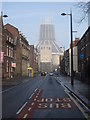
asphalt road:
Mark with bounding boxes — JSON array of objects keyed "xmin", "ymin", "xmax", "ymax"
[{"xmin": 2, "ymin": 74, "xmax": 87, "ymax": 119}]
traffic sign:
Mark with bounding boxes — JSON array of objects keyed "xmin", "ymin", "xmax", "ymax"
[{"xmin": 80, "ymin": 53, "xmax": 84, "ymax": 60}]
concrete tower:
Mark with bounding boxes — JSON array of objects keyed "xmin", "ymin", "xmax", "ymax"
[{"xmin": 37, "ymin": 18, "xmax": 63, "ymax": 72}]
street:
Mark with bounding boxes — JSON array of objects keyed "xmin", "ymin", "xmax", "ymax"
[{"xmin": 2, "ymin": 74, "xmax": 89, "ymax": 119}]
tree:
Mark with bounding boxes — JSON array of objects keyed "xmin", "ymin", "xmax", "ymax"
[{"xmin": 76, "ymin": 1, "xmax": 90, "ymax": 23}]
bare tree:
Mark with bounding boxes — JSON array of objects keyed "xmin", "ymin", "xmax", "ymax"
[{"xmin": 76, "ymin": 1, "xmax": 90, "ymax": 23}]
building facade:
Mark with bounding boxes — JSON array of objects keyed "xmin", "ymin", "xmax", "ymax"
[
  {"xmin": 77, "ymin": 27, "xmax": 90, "ymax": 82},
  {"xmin": 4, "ymin": 24, "xmax": 21, "ymax": 76},
  {"xmin": 29, "ymin": 45, "xmax": 38, "ymax": 74},
  {"xmin": 19, "ymin": 34, "xmax": 30, "ymax": 76},
  {"xmin": 4, "ymin": 23, "xmax": 30, "ymax": 77},
  {"xmin": 2, "ymin": 27, "xmax": 17, "ymax": 79},
  {"xmin": 60, "ymin": 38, "xmax": 79, "ymax": 76}
]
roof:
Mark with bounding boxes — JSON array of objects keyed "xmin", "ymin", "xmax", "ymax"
[
  {"xmin": 36, "ymin": 39, "xmax": 63, "ymax": 54},
  {"xmin": 4, "ymin": 23, "xmax": 18, "ymax": 31}
]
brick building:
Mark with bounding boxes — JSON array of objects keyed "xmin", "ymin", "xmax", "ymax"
[
  {"xmin": 4, "ymin": 23, "xmax": 30, "ymax": 77},
  {"xmin": 2, "ymin": 27, "xmax": 17, "ymax": 79},
  {"xmin": 77, "ymin": 27, "xmax": 90, "ymax": 82},
  {"xmin": 19, "ymin": 34, "xmax": 30, "ymax": 76},
  {"xmin": 60, "ymin": 38, "xmax": 79, "ymax": 76},
  {"xmin": 4, "ymin": 24, "xmax": 21, "ymax": 76},
  {"xmin": 29, "ymin": 45, "xmax": 38, "ymax": 74}
]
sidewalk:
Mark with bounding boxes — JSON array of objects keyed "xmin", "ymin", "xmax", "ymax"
[
  {"xmin": 2, "ymin": 76, "xmax": 30, "ymax": 86},
  {"xmin": 2, "ymin": 73, "xmax": 39, "ymax": 86},
  {"xmin": 57, "ymin": 74, "xmax": 90, "ymax": 109}
]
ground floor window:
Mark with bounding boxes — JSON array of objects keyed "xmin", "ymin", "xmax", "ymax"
[{"xmin": 6, "ymin": 60, "xmax": 9, "ymax": 72}]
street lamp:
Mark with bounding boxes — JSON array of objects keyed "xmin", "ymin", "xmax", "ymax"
[
  {"xmin": 61, "ymin": 10, "xmax": 74, "ymax": 86},
  {"xmin": 3, "ymin": 15, "xmax": 8, "ymax": 18}
]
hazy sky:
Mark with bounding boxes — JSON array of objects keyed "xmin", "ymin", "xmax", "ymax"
[{"xmin": 2, "ymin": 2, "xmax": 88, "ymax": 49}]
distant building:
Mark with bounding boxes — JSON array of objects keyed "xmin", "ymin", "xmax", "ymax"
[
  {"xmin": 60, "ymin": 38, "xmax": 79, "ymax": 76},
  {"xmin": 19, "ymin": 34, "xmax": 30, "ymax": 76},
  {"xmin": 69, "ymin": 38, "xmax": 79, "ymax": 76},
  {"xmin": 37, "ymin": 19, "xmax": 63, "ymax": 72},
  {"xmin": 29, "ymin": 45, "xmax": 38, "ymax": 74}
]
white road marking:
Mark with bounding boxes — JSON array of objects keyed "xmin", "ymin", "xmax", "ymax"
[
  {"xmin": 29, "ymin": 93, "xmax": 34, "ymax": 99},
  {"xmin": 50, "ymin": 103, "xmax": 53, "ymax": 108},
  {"xmin": 34, "ymin": 88, "xmax": 38, "ymax": 92},
  {"xmin": 41, "ymin": 98, "xmax": 44, "ymax": 102},
  {"xmin": 23, "ymin": 114, "xmax": 28, "ymax": 118},
  {"xmin": 16, "ymin": 102, "xmax": 27, "ymax": 115},
  {"xmin": 56, "ymin": 103, "xmax": 59, "ymax": 108},
  {"xmin": 34, "ymin": 98, "xmax": 37, "ymax": 101},
  {"xmin": 31, "ymin": 102, "xmax": 34, "ymax": 106},
  {"xmin": 1, "ymin": 79, "xmax": 30, "ymax": 94},
  {"xmin": 28, "ymin": 107, "xmax": 31, "ymax": 111},
  {"xmin": 22, "ymin": 79, "xmax": 29, "ymax": 83},
  {"xmin": 1, "ymin": 86, "xmax": 17, "ymax": 93}
]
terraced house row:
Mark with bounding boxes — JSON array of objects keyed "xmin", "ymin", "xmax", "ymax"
[
  {"xmin": 1, "ymin": 20, "xmax": 38, "ymax": 80},
  {"xmin": 60, "ymin": 26, "xmax": 90, "ymax": 83}
]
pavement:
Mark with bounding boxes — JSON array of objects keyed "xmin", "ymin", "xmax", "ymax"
[
  {"xmin": 56, "ymin": 74, "xmax": 90, "ymax": 110},
  {"xmin": 2, "ymin": 74, "xmax": 39, "ymax": 91},
  {"xmin": 2, "ymin": 74, "xmax": 39, "ymax": 86}
]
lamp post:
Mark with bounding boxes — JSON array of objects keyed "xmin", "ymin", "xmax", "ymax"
[
  {"xmin": 0, "ymin": 11, "xmax": 8, "ymax": 120},
  {"xmin": 61, "ymin": 10, "xmax": 74, "ymax": 86},
  {"xmin": 0, "ymin": 12, "xmax": 8, "ymax": 63}
]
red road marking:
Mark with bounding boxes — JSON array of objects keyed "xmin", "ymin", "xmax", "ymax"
[
  {"xmin": 17, "ymin": 89, "xmax": 77, "ymax": 119},
  {"xmin": 18, "ymin": 89, "xmax": 43, "ymax": 119}
]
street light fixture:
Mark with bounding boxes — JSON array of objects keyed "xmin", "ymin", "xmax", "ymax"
[
  {"xmin": 3, "ymin": 15, "xmax": 8, "ymax": 18},
  {"xmin": 61, "ymin": 10, "xmax": 74, "ymax": 86}
]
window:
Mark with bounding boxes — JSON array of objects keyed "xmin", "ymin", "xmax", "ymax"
[
  {"xmin": 7, "ymin": 36, "xmax": 9, "ymax": 41},
  {"xmin": 9, "ymin": 37, "xmax": 11, "ymax": 42},
  {"xmin": 9, "ymin": 47, "xmax": 11, "ymax": 57},
  {"xmin": 14, "ymin": 52, "xmax": 16, "ymax": 59},
  {"xmin": 6, "ymin": 60, "xmax": 9, "ymax": 72},
  {"xmin": 11, "ymin": 39, "xmax": 13, "ymax": 44},
  {"xmin": 7, "ymin": 45, "xmax": 9, "ymax": 56},
  {"xmin": 11, "ymin": 62, "xmax": 13, "ymax": 72},
  {"xmin": 11, "ymin": 48, "xmax": 13, "ymax": 57}
]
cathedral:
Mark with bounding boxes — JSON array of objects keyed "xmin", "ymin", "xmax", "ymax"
[{"xmin": 36, "ymin": 19, "xmax": 63, "ymax": 72}]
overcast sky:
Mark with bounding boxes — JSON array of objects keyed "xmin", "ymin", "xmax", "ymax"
[{"xmin": 2, "ymin": 2, "xmax": 88, "ymax": 49}]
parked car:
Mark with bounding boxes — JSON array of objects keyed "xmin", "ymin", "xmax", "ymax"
[
  {"xmin": 41, "ymin": 72, "xmax": 46, "ymax": 76},
  {"xmin": 49, "ymin": 72, "xmax": 53, "ymax": 76}
]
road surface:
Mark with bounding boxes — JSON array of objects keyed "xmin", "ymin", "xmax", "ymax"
[{"xmin": 2, "ymin": 74, "xmax": 88, "ymax": 119}]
